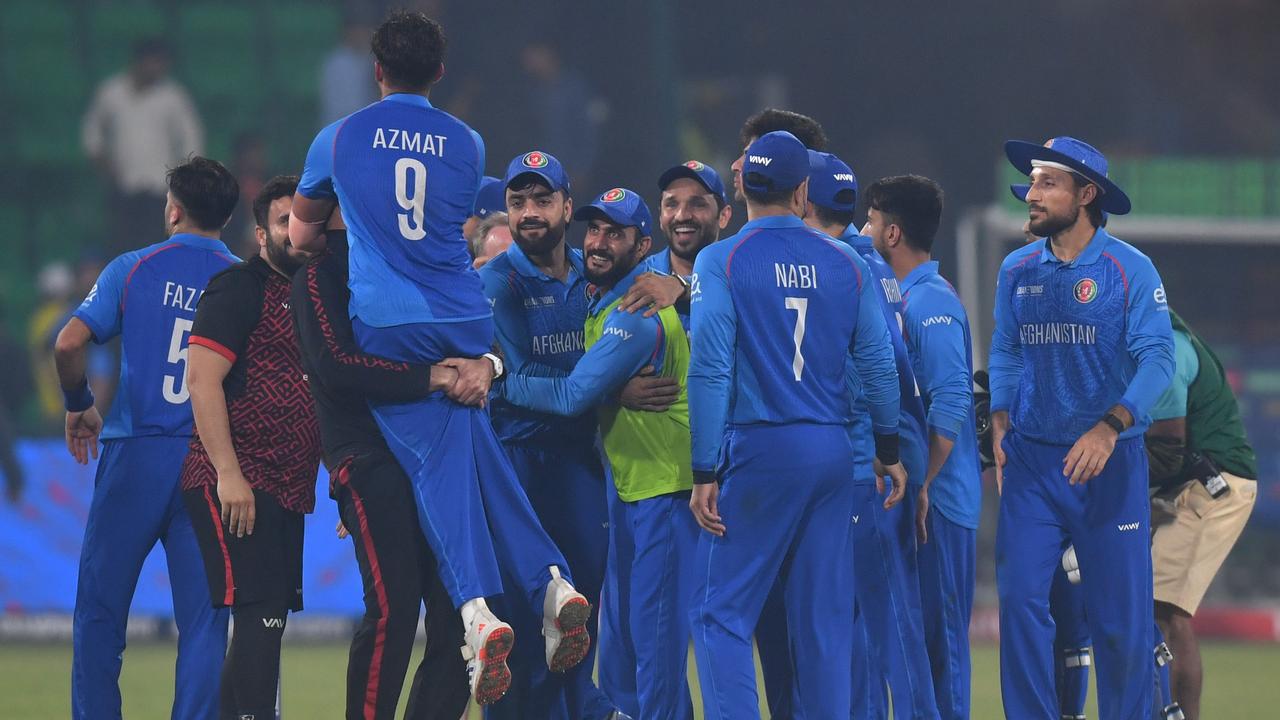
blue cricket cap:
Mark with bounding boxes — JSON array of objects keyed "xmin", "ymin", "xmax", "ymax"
[
  {"xmin": 807, "ymin": 150, "xmax": 858, "ymax": 212},
  {"xmin": 473, "ymin": 176, "xmax": 506, "ymax": 218},
  {"xmin": 657, "ymin": 160, "xmax": 728, "ymax": 205},
  {"xmin": 573, "ymin": 187, "xmax": 653, "ymax": 237},
  {"xmin": 1010, "ymin": 183, "xmax": 1030, "ymax": 202},
  {"xmin": 741, "ymin": 131, "xmax": 809, "ymax": 194},
  {"xmin": 1004, "ymin": 136, "xmax": 1130, "ymax": 215},
  {"xmin": 504, "ymin": 150, "xmax": 571, "ymax": 194}
]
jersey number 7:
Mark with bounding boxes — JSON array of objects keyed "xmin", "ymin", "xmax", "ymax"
[
  {"xmin": 785, "ymin": 296, "xmax": 808, "ymax": 381},
  {"xmin": 395, "ymin": 158, "xmax": 429, "ymax": 241}
]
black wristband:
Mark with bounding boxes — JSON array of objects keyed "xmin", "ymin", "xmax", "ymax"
[
  {"xmin": 693, "ymin": 469, "xmax": 718, "ymax": 485},
  {"xmin": 63, "ymin": 378, "xmax": 95, "ymax": 413},
  {"xmin": 873, "ymin": 432, "xmax": 900, "ymax": 466},
  {"xmin": 1100, "ymin": 412, "xmax": 1125, "ymax": 435}
]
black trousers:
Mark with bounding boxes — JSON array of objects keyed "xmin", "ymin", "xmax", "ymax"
[{"xmin": 334, "ymin": 452, "xmax": 470, "ymax": 720}]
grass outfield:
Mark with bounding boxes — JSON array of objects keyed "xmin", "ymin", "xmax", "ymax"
[{"xmin": 3, "ymin": 640, "xmax": 1276, "ymax": 717}]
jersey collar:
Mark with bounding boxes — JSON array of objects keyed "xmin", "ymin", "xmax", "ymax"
[
  {"xmin": 170, "ymin": 232, "xmax": 232, "ymax": 254},
  {"xmin": 738, "ymin": 214, "xmax": 807, "ymax": 233},
  {"xmin": 900, "ymin": 260, "xmax": 940, "ymax": 294},
  {"xmin": 506, "ymin": 241, "xmax": 584, "ymax": 284},
  {"xmin": 647, "ymin": 249, "xmax": 673, "ymax": 274},
  {"xmin": 1038, "ymin": 227, "xmax": 1113, "ymax": 267},
  {"xmin": 381, "ymin": 92, "xmax": 433, "ymax": 109},
  {"xmin": 589, "ymin": 261, "xmax": 648, "ymax": 316},
  {"xmin": 839, "ymin": 225, "xmax": 871, "ymax": 250}
]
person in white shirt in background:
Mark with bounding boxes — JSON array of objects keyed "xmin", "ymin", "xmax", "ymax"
[{"xmin": 82, "ymin": 38, "xmax": 204, "ymax": 257}]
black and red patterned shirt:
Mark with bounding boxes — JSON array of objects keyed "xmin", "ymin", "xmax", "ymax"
[{"xmin": 180, "ymin": 255, "xmax": 321, "ymax": 513}]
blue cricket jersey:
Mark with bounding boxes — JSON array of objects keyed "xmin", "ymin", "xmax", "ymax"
[
  {"xmin": 500, "ymin": 263, "xmax": 671, "ymax": 416},
  {"xmin": 688, "ymin": 215, "xmax": 899, "ymax": 474},
  {"xmin": 297, "ymin": 93, "xmax": 491, "ymax": 328},
  {"xmin": 642, "ymin": 249, "xmax": 691, "ymax": 330},
  {"xmin": 479, "ymin": 242, "xmax": 596, "ymax": 445},
  {"xmin": 900, "ymin": 260, "xmax": 982, "ymax": 530},
  {"xmin": 841, "ymin": 229, "xmax": 928, "ymax": 485},
  {"xmin": 989, "ymin": 228, "xmax": 1174, "ymax": 445},
  {"xmin": 72, "ymin": 233, "xmax": 238, "ymax": 440}
]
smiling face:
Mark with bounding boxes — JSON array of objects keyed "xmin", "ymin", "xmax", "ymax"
[
  {"xmin": 582, "ymin": 216, "xmax": 650, "ymax": 288},
  {"xmin": 660, "ymin": 177, "xmax": 729, "ymax": 263},
  {"xmin": 1024, "ymin": 166, "xmax": 1097, "ymax": 238},
  {"xmin": 506, "ymin": 179, "xmax": 571, "ymax": 257}
]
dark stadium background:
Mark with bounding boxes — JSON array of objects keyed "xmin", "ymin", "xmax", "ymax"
[{"xmin": 1, "ymin": 1, "xmax": 1278, "ymax": 715}]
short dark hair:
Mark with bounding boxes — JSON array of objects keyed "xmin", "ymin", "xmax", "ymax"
[
  {"xmin": 1067, "ymin": 173, "xmax": 1108, "ymax": 228},
  {"xmin": 814, "ymin": 204, "xmax": 856, "ymax": 229},
  {"xmin": 371, "ymin": 11, "xmax": 446, "ymax": 90},
  {"xmin": 743, "ymin": 185, "xmax": 795, "ymax": 208},
  {"xmin": 865, "ymin": 175, "xmax": 944, "ymax": 253},
  {"xmin": 739, "ymin": 109, "xmax": 828, "ymax": 150},
  {"xmin": 253, "ymin": 175, "xmax": 300, "ymax": 230},
  {"xmin": 166, "ymin": 157, "xmax": 239, "ymax": 231},
  {"xmin": 506, "ymin": 176, "xmax": 569, "ymax": 202},
  {"xmin": 132, "ymin": 37, "xmax": 170, "ymax": 62}
]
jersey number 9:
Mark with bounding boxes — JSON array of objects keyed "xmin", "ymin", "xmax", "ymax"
[{"xmin": 395, "ymin": 157, "xmax": 429, "ymax": 241}]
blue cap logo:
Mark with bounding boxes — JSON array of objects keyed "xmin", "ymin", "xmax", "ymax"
[
  {"xmin": 684, "ymin": 160, "xmax": 705, "ymax": 171},
  {"xmin": 522, "ymin": 151, "xmax": 549, "ymax": 169},
  {"xmin": 601, "ymin": 188, "xmax": 627, "ymax": 203}
]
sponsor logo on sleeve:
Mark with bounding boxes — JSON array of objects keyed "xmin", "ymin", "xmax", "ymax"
[{"xmin": 1153, "ymin": 285, "xmax": 1167, "ymax": 304}]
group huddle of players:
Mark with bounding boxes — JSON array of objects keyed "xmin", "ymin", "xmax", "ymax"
[{"xmin": 55, "ymin": 10, "xmax": 1193, "ymax": 720}]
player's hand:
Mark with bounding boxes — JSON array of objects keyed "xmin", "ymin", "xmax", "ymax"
[
  {"xmin": 618, "ymin": 273, "xmax": 685, "ymax": 318},
  {"xmin": 1063, "ymin": 422, "xmax": 1117, "ymax": 485},
  {"xmin": 335, "ymin": 520, "xmax": 349, "ymax": 540},
  {"xmin": 438, "ymin": 357, "xmax": 493, "ymax": 407},
  {"xmin": 874, "ymin": 459, "xmax": 908, "ymax": 509},
  {"xmin": 218, "ymin": 470, "xmax": 256, "ymax": 538},
  {"xmin": 991, "ymin": 410, "xmax": 1009, "ymax": 496},
  {"xmin": 915, "ymin": 486, "xmax": 933, "ymax": 544},
  {"xmin": 65, "ymin": 407, "xmax": 103, "ymax": 465},
  {"xmin": 619, "ymin": 366, "xmax": 679, "ymax": 412},
  {"xmin": 690, "ymin": 482, "xmax": 726, "ymax": 537}
]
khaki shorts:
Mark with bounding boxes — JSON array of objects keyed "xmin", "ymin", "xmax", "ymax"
[{"xmin": 1151, "ymin": 471, "xmax": 1256, "ymax": 615}]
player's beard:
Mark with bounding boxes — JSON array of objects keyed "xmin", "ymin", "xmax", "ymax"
[
  {"xmin": 1027, "ymin": 202, "xmax": 1082, "ymax": 238},
  {"xmin": 584, "ymin": 246, "xmax": 640, "ymax": 288},
  {"xmin": 665, "ymin": 220, "xmax": 717, "ymax": 263},
  {"xmin": 265, "ymin": 232, "xmax": 306, "ymax": 276},
  {"xmin": 514, "ymin": 219, "xmax": 566, "ymax": 258}
]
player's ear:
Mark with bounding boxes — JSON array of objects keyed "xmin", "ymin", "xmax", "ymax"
[
  {"xmin": 255, "ymin": 224, "xmax": 267, "ymax": 249},
  {"xmin": 373, "ymin": 61, "xmax": 384, "ymax": 85},
  {"xmin": 718, "ymin": 202, "xmax": 732, "ymax": 230},
  {"xmin": 791, "ymin": 179, "xmax": 810, "ymax": 217},
  {"xmin": 636, "ymin": 233, "xmax": 652, "ymax": 258},
  {"xmin": 561, "ymin": 194, "xmax": 573, "ymax": 223},
  {"xmin": 434, "ymin": 63, "xmax": 445, "ymax": 84}
]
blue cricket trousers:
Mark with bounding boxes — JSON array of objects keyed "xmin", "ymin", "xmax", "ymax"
[
  {"xmin": 73, "ymin": 436, "xmax": 229, "ymax": 720},
  {"xmin": 917, "ymin": 508, "xmax": 976, "ymax": 720},
  {"xmin": 997, "ymin": 431, "xmax": 1153, "ymax": 720}
]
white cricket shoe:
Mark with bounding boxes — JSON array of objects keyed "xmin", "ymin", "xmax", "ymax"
[
  {"xmin": 460, "ymin": 606, "xmax": 514, "ymax": 705},
  {"xmin": 543, "ymin": 566, "xmax": 592, "ymax": 672}
]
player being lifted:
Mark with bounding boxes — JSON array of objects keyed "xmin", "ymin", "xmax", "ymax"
[
  {"xmin": 687, "ymin": 130, "xmax": 907, "ymax": 719},
  {"xmin": 288, "ymin": 11, "xmax": 590, "ymax": 705}
]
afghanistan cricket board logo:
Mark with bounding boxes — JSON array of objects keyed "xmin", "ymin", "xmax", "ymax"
[
  {"xmin": 684, "ymin": 160, "xmax": 706, "ymax": 171},
  {"xmin": 602, "ymin": 188, "xmax": 627, "ymax": 203},
  {"xmin": 1073, "ymin": 277, "xmax": 1098, "ymax": 304},
  {"xmin": 522, "ymin": 151, "xmax": 549, "ymax": 168}
]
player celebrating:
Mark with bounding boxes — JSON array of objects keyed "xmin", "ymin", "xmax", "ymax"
[
  {"xmin": 54, "ymin": 157, "xmax": 238, "ymax": 720},
  {"xmin": 687, "ymin": 130, "xmax": 907, "ymax": 719},
  {"xmin": 498, "ymin": 187, "xmax": 695, "ymax": 720},
  {"xmin": 288, "ymin": 11, "xmax": 590, "ymax": 704},
  {"xmin": 991, "ymin": 136, "xmax": 1174, "ymax": 719},
  {"xmin": 804, "ymin": 153, "xmax": 938, "ymax": 719},
  {"xmin": 866, "ymin": 174, "xmax": 982, "ymax": 719},
  {"xmin": 179, "ymin": 175, "xmax": 319, "ymax": 720}
]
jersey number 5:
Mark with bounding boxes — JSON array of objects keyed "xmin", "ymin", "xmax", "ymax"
[
  {"xmin": 394, "ymin": 157, "xmax": 428, "ymax": 241},
  {"xmin": 785, "ymin": 297, "xmax": 808, "ymax": 381},
  {"xmin": 163, "ymin": 318, "xmax": 193, "ymax": 404}
]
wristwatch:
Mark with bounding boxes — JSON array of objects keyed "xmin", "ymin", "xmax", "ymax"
[
  {"xmin": 670, "ymin": 271, "xmax": 691, "ymax": 292},
  {"xmin": 1100, "ymin": 412, "xmax": 1125, "ymax": 435},
  {"xmin": 482, "ymin": 352, "xmax": 505, "ymax": 381}
]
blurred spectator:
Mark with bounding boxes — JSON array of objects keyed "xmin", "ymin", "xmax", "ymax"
[
  {"xmin": 319, "ymin": 16, "xmax": 379, "ymax": 126},
  {"xmin": 227, "ymin": 132, "xmax": 269, "ymax": 258},
  {"xmin": 468, "ymin": 212, "xmax": 513, "ymax": 270},
  {"xmin": 0, "ymin": 299, "xmax": 30, "ymax": 502},
  {"xmin": 82, "ymin": 39, "xmax": 204, "ymax": 257},
  {"xmin": 28, "ymin": 259, "xmax": 116, "ymax": 434},
  {"xmin": 520, "ymin": 43, "xmax": 600, "ymax": 190}
]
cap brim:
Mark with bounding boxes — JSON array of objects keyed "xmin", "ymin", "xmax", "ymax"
[
  {"xmin": 658, "ymin": 166, "xmax": 714, "ymax": 196},
  {"xmin": 1010, "ymin": 184, "xmax": 1030, "ymax": 202},
  {"xmin": 1004, "ymin": 140, "xmax": 1130, "ymax": 215},
  {"xmin": 573, "ymin": 203, "xmax": 649, "ymax": 235},
  {"xmin": 505, "ymin": 169, "xmax": 566, "ymax": 193}
]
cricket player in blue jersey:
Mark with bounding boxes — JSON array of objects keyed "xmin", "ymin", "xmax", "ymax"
[
  {"xmin": 498, "ymin": 187, "xmax": 696, "ymax": 720},
  {"xmin": 289, "ymin": 12, "xmax": 590, "ymax": 705},
  {"xmin": 991, "ymin": 136, "xmax": 1174, "ymax": 719},
  {"xmin": 801, "ymin": 153, "xmax": 938, "ymax": 720},
  {"xmin": 478, "ymin": 151, "xmax": 626, "ymax": 720},
  {"xmin": 54, "ymin": 157, "xmax": 238, "ymax": 720},
  {"xmin": 687, "ymin": 130, "xmax": 908, "ymax": 720},
  {"xmin": 866, "ymin": 174, "xmax": 982, "ymax": 719}
]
